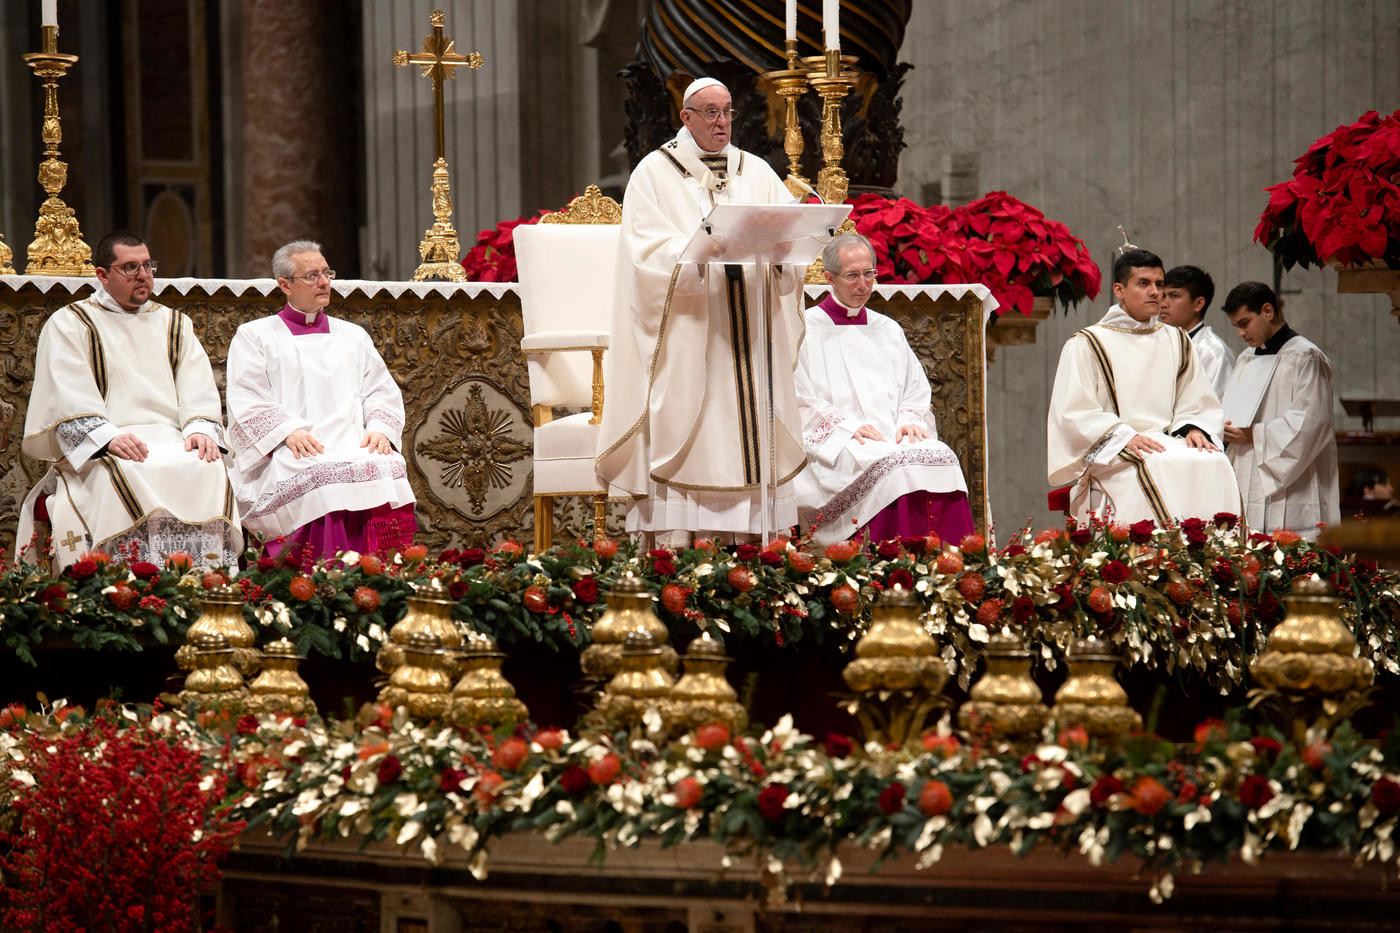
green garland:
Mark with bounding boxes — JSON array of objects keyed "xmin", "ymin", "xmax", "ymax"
[
  {"xmin": 5, "ymin": 703, "xmax": 1400, "ymax": 903},
  {"xmin": 3, "ymin": 518, "xmax": 1398, "ymax": 692}
]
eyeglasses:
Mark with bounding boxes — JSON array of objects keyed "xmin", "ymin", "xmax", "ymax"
[
  {"xmin": 685, "ymin": 107, "xmax": 736, "ymax": 123},
  {"xmin": 836, "ymin": 269, "xmax": 878, "ymax": 284},
  {"xmin": 286, "ymin": 270, "xmax": 336, "ymax": 285},
  {"xmin": 110, "ymin": 260, "xmax": 157, "ymax": 277}
]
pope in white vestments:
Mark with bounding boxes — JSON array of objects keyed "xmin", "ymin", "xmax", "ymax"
[
  {"xmin": 18, "ymin": 233, "xmax": 240, "ymax": 570},
  {"xmin": 595, "ymin": 78, "xmax": 805, "ymax": 541},
  {"xmin": 1047, "ymin": 250, "xmax": 1241, "ymax": 527},
  {"xmin": 225, "ymin": 241, "xmax": 415, "ymax": 559},
  {"xmin": 1221, "ymin": 282, "xmax": 1339, "ymax": 540},
  {"xmin": 794, "ymin": 234, "xmax": 975, "ymax": 546}
]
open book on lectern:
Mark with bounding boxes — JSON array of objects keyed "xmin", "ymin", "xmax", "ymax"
[{"xmin": 679, "ymin": 203, "xmax": 853, "ymax": 266}]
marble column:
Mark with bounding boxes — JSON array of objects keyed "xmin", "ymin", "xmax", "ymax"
[{"xmin": 239, "ymin": 0, "xmax": 360, "ymax": 278}]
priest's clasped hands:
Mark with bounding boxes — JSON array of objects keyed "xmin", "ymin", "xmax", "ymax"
[
  {"xmin": 1124, "ymin": 429, "xmax": 1220, "ymax": 456},
  {"xmin": 283, "ymin": 428, "xmax": 392, "ymax": 459},
  {"xmin": 107, "ymin": 432, "xmax": 220, "ymax": 463},
  {"xmin": 852, "ymin": 424, "xmax": 931, "ymax": 445}
]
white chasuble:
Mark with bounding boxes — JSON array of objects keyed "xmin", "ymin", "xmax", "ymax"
[
  {"xmin": 225, "ymin": 315, "xmax": 414, "ymax": 540},
  {"xmin": 595, "ymin": 129, "xmax": 806, "ymax": 535},
  {"xmin": 794, "ymin": 305, "xmax": 968, "ymax": 545},
  {"xmin": 1047, "ymin": 306, "xmax": 1241, "ymax": 527},
  {"xmin": 1222, "ymin": 335, "xmax": 1339, "ymax": 540},
  {"xmin": 1189, "ymin": 322, "xmax": 1236, "ymax": 403},
  {"xmin": 18, "ymin": 290, "xmax": 240, "ymax": 569}
]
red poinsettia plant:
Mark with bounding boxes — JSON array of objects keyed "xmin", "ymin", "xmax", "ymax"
[
  {"xmin": 459, "ymin": 210, "xmax": 549, "ymax": 281},
  {"xmin": 845, "ymin": 191, "xmax": 1100, "ymax": 317},
  {"xmin": 1255, "ymin": 108, "xmax": 1400, "ymax": 270}
]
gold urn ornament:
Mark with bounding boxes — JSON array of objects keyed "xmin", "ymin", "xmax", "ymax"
[
  {"xmin": 378, "ymin": 630, "xmax": 456, "ymax": 720},
  {"xmin": 667, "ymin": 631, "xmax": 747, "ymax": 737},
  {"xmin": 841, "ymin": 586, "xmax": 948, "ymax": 749},
  {"xmin": 581, "ymin": 574, "xmax": 675, "ymax": 681},
  {"xmin": 377, "ymin": 584, "xmax": 464, "ymax": 676},
  {"xmin": 1051, "ymin": 638, "xmax": 1142, "ymax": 745},
  {"xmin": 1249, "ymin": 575, "xmax": 1376, "ymax": 743},
  {"xmin": 958, "ymin": 632, "xmax": 1050, "ymax": 747},
  {"xmin": 448, "ymin": 629, "xmax": 529, "ymax": 729},
  {"xmin": 595, "ymin": 625, "xmax": 676, "ymax": 733},
  {"xmin": 246, "ymin": 638, "xmax": 316, "ymax": 717},
  {"xmin": 179, "ymin": 585, "xmax": 260, "ymax": 676},
  {"xmin": 175, "ymin": 632, "xmax": 249, "ymax": 710}
]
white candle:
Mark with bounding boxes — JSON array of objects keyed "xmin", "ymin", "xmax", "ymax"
[
  {"xmin": 41, "ymin": 0, "xmax": 58, "ymax": 27},
  {"xmin": 823, "ymin": 0, "xmax": 839, "ymax": 51},
  {"xmin": 785, "ymin": 0, "xmax": 796, "ymax": 41}
]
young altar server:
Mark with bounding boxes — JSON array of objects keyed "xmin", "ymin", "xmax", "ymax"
[
  {"xmin": 1047, "ymin": 247, "xmax": 1241, "ymax": 526},
  {"xmin": 224, "ymin": 240, "xmax": 415, "ymax": 558},
  {"xmin": 17, "ymin": 231, "xmax": 240, "ymax": 569},
  {"xmin": 1220, "ymin": 282, "xmax": 1339, "ymax": 540},
  {"xmin": 793, "ymin": 233, "xmax": 975, "ymax": 545},
  {"xmin": 1159, "ymin": 264, "xmax": 1234, "ymax": 401}
]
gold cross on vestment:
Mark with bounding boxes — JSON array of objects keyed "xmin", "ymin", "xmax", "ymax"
[
  {"xmin": 393, "ymin": 9, "xmax": 484, "ymax": 161},
  {"xmin": 59, "ymin": 529, "xmax": 82, "ymax": 552}
]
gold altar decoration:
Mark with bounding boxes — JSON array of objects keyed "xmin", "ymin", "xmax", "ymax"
[
  {"xmin": 393, "ymin": 9, "xmax": 484, "ymax": 282},
  {"xmin": 245, "ymin": 638, "xmax": 316, "ymax": 718},
  {"xmin": 178, "ymin": 586, "xmax": 259, "ymax": 677},
  {"xmin": 0, "ymin": 234, "xmax": 14, "ymax": 275},
  {"xmin": 539, "ymin": 185, "xmax": 622, "ymax": 226},
  {"xmin": 595, "ymin": 626, "xmax": 677, "ymax": 734},
  {"xmin": 378, "ymin": 629, "xmax": 456, "ymax": 720},
  {"xmin": 841, "ymin": 586, "xmax": 948, "ymax": 750},
  {"xmin": 958, "ymin": 632, "xmax": 1050, "ymax": 748},
  {"xmin": 762, "ymin": 40, "xmax": 812, "ymax": 201},
  {"xmin": 377, "ymin": 584, "xmax": 464, "ymax": 676},
  {"xmin": 1051, "ymin": 638, "xmax": 1141, "ymax": 745},
  {"xmin": 580, "ymin": 574, "xmax": 675, "ymax": 681},
  {"xmin": 447, "ymin": 629, "xmax": 529, "ymax": 729},
  {"xmin": 23, "ymin": 25, "xmax": 93, "ymax": 276},
  {"xmin": 175, "ymin": 632, "xmax": 249, "ymax": 710},
  {"xmin": 666, "ymin": 631, "xmax": 747, "ymax": 737},
  {"xmin": 1249, "ymin": 575, "xmax": 1376, "ymax": 744}
]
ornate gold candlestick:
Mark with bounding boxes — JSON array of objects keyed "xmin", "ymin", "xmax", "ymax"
[
  {"xmin": 667, "ymin": 631, "xmax": 747, "ymax": 737},
  {"xmin": 764, "ymin": 40, "xmax": 812, "ymax": 201},
  {"xmin": 801, "ymin": 50, "xmax": 860, "ymax": 284},
  {"xmin": 393, "ymin": 9, "xmax": 483, "ymax": 282},
  {"xmin": 1051, "ymin": 638, "xmax": 1141, "ymax": 746},
  {"xmin": 448, "ymin": 629, "xmax": 529, "ymax": 729},
  {"xmin": 958, "ymin": 632, "xmax": 1050, "ymax": 749},
  {"xmin": 23, "ymin": 25, "xmax": 93, "ymax": 276},
  {"xmin": 0, "ymin": 236, "xmax": 14, "ymax": 275},
  {"xmin": 246, "ymin": 638, "xmax": 317, "ymax": 718}
]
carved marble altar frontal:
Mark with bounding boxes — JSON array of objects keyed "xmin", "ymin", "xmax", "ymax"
[{"xmin": 0, "ymin": 277, "xmax": 990, "ymax": 551}]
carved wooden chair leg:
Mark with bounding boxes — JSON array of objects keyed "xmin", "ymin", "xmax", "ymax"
[
  {"xmin": 534, "ymin": 495, "xmax": 553, "ymax": 554},
  {"xmin": 592, "ymin": 493, "xmax": 607, "ymax": 541}
]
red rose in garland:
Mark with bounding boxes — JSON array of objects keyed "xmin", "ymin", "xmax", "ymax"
[
  {"xmin": 756, "ymin": 783, "xmax": 790, "ymax": 821},
  {"xmin": 878, "ymin": 782, "xmax": 906, "ymax": 815}
]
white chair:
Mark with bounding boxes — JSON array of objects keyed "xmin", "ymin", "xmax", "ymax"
[{"xmin": 515, "ymin": 186, "xmax": 622, "ymax": 553}]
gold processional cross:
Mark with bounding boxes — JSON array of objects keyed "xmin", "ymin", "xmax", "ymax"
[{"xmin": 393, "ymin": 10, "xmax": 484, "ymax": 282}]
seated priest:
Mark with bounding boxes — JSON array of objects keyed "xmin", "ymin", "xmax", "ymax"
[
  {"xmin": 17, "ymin": 230, "xmax": 241, "ymax": 570},
  {"xmin": 224, "ymin": 240, "xmax": 415, "ymax": 559},
  {"xmin": 1047, "ymin": 246, "xmax": 1242, "ymax": 527},
  {"xmin": 794, "ymin": 233, "xmax": 976, "ymax": 546}
]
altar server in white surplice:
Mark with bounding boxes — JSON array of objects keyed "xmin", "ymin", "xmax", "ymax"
[
  {"xmin": 794, "ymin": 233, "xmax": 975, "ymax": 547},
  {"xmin": 1047, "ymin": 249, "xmax": 1241, "ymax": 527},
  {"xmin": 1220, "ymin": 281, "xmax": 1339, "ymax": 540},
  {"xmin": 595, "ymin": 77, "xmax": 805, "ymax": 546},
  {"xmin": 1160, "ymin": 264, "xmax": 1234, "ymax": 401},
  {"xmin": 17, "ymin": 231, "xmax": 240, "ymax": 570},
  {"xmin": 225, "ymin": 240, "xmax": 415, "ymax": 560}
]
